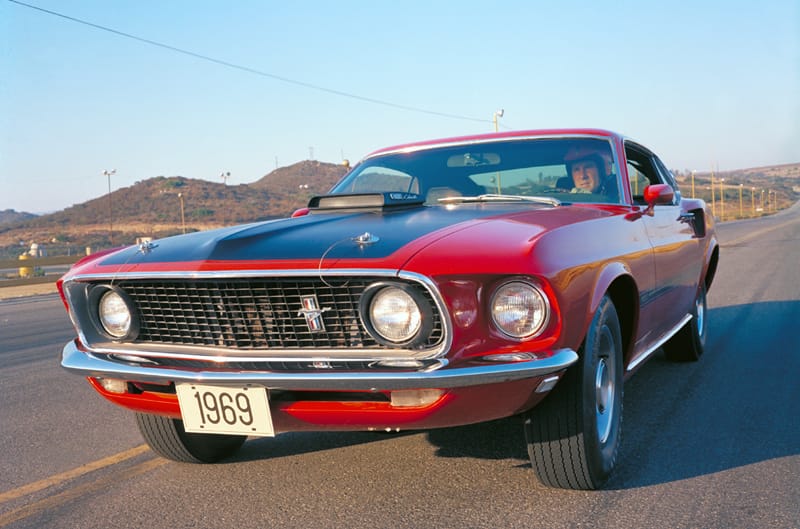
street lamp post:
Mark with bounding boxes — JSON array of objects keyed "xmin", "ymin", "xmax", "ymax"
[
  {"xmin": 719, "ymin": 178, "xmax": 725, "ymax": 221},
  {"xmin": 178, "ymin": 192, "xmax": 186, "ymax": 234},
  {"xmin": 492, "ymin": 109, "xmax": 504, "ymax": 132},
  {"xmin": 492, "ymin": 109, "xmax": 504, "ymax": 193},
  {"xmin": 738, "ymin": 184, "xmax": 743, "ymax": 218},
  {"xmin": 710, "ymin": 173, "xmax": 716, "ymax": 218},
  {"xmin": 102, "ymin": 169, "xmax": 116, "ymax": 245}
]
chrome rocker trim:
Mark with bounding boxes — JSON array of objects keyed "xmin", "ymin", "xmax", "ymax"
[{"xmin": 62, "ymin": 340, "xmax": 578, "ymax": 391}]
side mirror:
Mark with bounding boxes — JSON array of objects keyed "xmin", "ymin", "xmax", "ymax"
[
  {"xmin": 625, "ymin": 184, "xmax": 674, "ymax": 221},
  {"xmin": 644, "ymin": 184, "xmax": 674, "ymax": 206},
  {"xmin": 291, "ymin": 207, "xmax": 310, "ymax": 218}
]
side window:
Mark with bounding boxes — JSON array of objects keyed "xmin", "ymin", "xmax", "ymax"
[
  {"xmin": 654, "ymin": 157, "xmax": 681, "ymax": 202},
  {"xmin": 625, "ymin": 144, "xmax": 668, "ymax": 205}
]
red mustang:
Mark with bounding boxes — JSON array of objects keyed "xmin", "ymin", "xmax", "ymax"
[{"xmin": 59, "ymin": 129, "xmax": 718, "ymax": 489}]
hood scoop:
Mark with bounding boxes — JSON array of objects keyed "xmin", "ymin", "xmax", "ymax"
[{"xmin": 308, "ymin": 192, "xmax": 425, "ymax": 212}]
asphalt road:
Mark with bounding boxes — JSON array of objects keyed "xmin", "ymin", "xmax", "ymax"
[{"xmin": 1, "ymin": 206, "xmax": 799, "ymax": 529}]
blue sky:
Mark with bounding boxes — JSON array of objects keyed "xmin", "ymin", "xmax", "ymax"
[{"xmin": 2, "ymin": 0, "xmax": 798, "ymax": 213}]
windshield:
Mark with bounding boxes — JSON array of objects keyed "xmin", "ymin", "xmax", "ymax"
[{"xmin": 331, "ymin": 137, "xmax": 623, "ymax": 205}]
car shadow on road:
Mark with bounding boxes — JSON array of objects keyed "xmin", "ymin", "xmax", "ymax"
[
  {"xmin": 425, "ymin": 302, "xmax": 800, "ymax": 489},
  {"xmin": 429, "ymin": 301, "xmax": 800, "ymax": 489},
  {"xmin": 605, "ymin": 300, "xmax": 800, "ymax": 489},
  {"xmin": 226, "ymin": 301, "xmax": 798, "ymax": 490},
  {"xmin": 230, "ymin": 429, "xmax": 416, "ymax": 463}
]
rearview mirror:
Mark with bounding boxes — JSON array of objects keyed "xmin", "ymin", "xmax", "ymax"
[{"xmin": 447, "ymin": 152, "xmax": 501, "ymax": 168}]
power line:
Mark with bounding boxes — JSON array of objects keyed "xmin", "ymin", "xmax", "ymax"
[{"xmin": 9, "ymin": 0, "xmax": 491, "ymax": 124}]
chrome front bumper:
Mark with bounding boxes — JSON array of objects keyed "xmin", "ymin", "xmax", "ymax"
[{"xmin": 61, "ymin": 340, "xmax": 578, "ymax": 391}]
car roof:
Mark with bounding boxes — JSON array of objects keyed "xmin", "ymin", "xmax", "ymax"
[{"xmin": 364, "ymin": 128, "xmax": 624, "ymax": 159}]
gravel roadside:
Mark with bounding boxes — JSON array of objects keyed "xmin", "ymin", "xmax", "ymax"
[{"xmin": 0, "ymin": 283, "xmax": 60, "ymax": 301}]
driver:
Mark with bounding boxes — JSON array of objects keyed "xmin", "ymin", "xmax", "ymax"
[
  {"xmin": 570, "ymin": 157, "xmax": 603, "ymax": 193},
  {"xmin": 563, "ymin": 148, "xmax": 617, "ymax": 198}
]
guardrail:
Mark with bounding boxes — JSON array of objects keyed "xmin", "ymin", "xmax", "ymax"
[{"xmin": 0, "ymin": 255, "xmax": 82, "ymax": 269}]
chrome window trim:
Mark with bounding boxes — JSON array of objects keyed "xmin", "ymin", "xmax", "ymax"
[
  {"xmin": 63, "ymin": 268, "xmax": 453, "ymax": 362},
  {"xmin": 361, "ymin": 133, "xmax": 616, "ymax": 159}
]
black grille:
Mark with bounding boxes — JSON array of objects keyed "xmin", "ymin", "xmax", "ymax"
[{"xmin": 113, "ymin": 278, "xmax": 444, "ymax": 350}]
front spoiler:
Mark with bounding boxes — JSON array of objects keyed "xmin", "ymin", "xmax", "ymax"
[{"xmin": 61, "ymin": 340, "xmax": 578, "ymax": 391}]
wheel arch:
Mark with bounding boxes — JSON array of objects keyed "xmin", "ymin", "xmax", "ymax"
[
  {"xmin": 704, "ymin": 242, "xmax": 719, "ymax": 293},
  {"xmin": 588, "ymin": 263, "xmax": 639, "ymax": 369}
]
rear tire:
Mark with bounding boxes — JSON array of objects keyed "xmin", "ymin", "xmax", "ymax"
[
  {"xmin": 523, "ymin": 295, "xmax": 623, "ymax": 490},
  {"xmin": 135, "ymin": 413, "xmax": 247, "ymax": 463},
  {"xmin": 663, "ymin": 284, "xmax": 707, "ymax": 362}
]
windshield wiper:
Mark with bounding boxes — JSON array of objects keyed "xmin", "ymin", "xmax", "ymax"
[{"xmin": 438, "ymin": 194, "xmax": 561, "ymax": 207}]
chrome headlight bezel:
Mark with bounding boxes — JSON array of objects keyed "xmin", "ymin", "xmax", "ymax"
[
  {"xmin": 490, "ymin": 280, "xmax": 550, "ymax": 340},
  {"xmin": 360, "ymin": 282, "xmax": 433, "ymax": 347},
  {"xmin": 87, "ymin": 285, "xmax": 140, "ymax": 341}
]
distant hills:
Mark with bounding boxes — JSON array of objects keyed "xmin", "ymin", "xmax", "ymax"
[
  {"xmin": 0, "ymin": 159, "xmax": 797, "ymax": 259},
  {"xmin": 0, "ymin": 209, "xmax": 37, "ymax": 226},
  {"xmin": 0, "ymin": 160, "xmax": 348, "ymax": 258}
]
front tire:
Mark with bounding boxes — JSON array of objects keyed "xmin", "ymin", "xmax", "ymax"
[
  {"xmin": 663, "ymin": 284, "xmax": 707, "ymax": 362},
  {"xmin": 524, "ymin": 295, "xmax": 623, "ymax": 490},
  {"xmin": 135, "ymin": 413, "xmax": 247, "ymax": 463}
]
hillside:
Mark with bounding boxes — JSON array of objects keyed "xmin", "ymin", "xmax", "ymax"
[
  {"xmin": 0, "ymin": 160, "xmax": 348, "ymax": 258},
  {"xmin": 250, "ymin": 159, "xmax": 347, "ymax": 193},
  {"xmin": 673, "ymin": 162, "xmax": 800, "ymax": 217},
  {"xmin": 0, "ymin": 209, "xmax": 37, "ymax": 226}
]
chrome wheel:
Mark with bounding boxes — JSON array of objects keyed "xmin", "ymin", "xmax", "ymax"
[
  {"xmin": 595, "ymin": 356, "xmax": 615, "ymax": 445},
  {"xmin": 664, "ymin": 284, "xmax": 707, "ymax": 362},
  {"xmin": 695, "ymin": 287, "xmax": 706, "ymax": 340}
]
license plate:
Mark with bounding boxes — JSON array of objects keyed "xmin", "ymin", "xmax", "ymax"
[{"xmin": 176, "ymin": 383, "xmax": 275, "ymax": 437}]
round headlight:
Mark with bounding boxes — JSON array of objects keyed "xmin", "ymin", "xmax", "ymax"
[
  {"xmin": 98, "ymin": 289, "xmax": 133, "ymax": 339},
  {"xmin": 369, "ymin": 287, "xmax": 423, "ymax": 344},
  {"xmin": 491, "ymin": 281, "xmax": 549, "ymax": 339}
]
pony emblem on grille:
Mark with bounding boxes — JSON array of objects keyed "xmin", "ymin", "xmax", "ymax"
[{"xmin": 297, "ymin": 295, "xmax": 331, "ymax": 332}]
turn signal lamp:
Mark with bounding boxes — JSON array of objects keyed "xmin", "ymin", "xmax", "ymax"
[{"xmin": 390, "ymin": 389, "xmax": 444, "ymax": 407}]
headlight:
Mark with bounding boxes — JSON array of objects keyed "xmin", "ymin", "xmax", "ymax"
[
  {"xmin": 370, "ymin": 287, "xmax": 421, "ymax": 342},
  {"xmin": 89, "ymin": 286, "xmax": 139, "ymax": 341},
  {"xmin": 99, "ymin": 290, "xmax": 131, "ymax": 338},
  {"xmin": 361, "ymin": 283, "xmax": 433, "ymax": 346},
  {"xmin": 490, "ymin": 281, "xmax": 549, "ymax": 339}
]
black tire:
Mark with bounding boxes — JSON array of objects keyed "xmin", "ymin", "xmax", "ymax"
[
  {"xmin": 523, "ymin": 295, "xmax": 623, "ymax": 490},
  {"xmin": 663, "ymin": 284, "xmax": 707, "ymax": 362},
  {"xmin": 135, "ymin": 413, "xmax": 247, "ymax": 463}
]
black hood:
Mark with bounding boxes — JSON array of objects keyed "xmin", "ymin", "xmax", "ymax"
[{"xmin": 99, "ymin": 204, "xmax": 515, "ymax": 265}]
